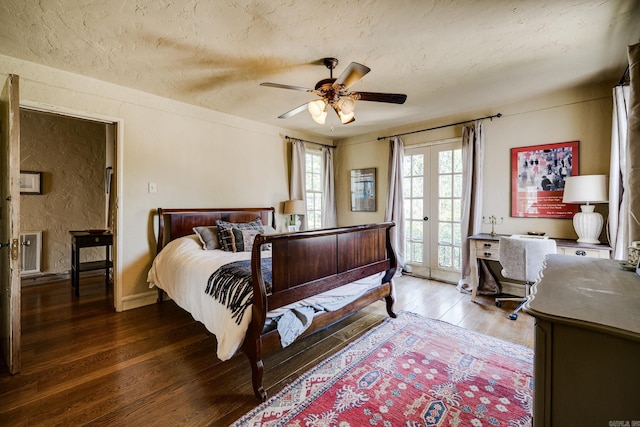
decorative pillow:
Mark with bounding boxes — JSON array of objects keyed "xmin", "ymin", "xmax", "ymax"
[
  {"xmin": 262, "ymin": 224, "xmax": 277, "ymax": 235},
  {"xmin": 216, "ymin": 218, "xmax": 264, "ymax": 231},
  {"xmin": 216, "ymin": 227, "xmax": 263, "ymax": 252},
  {"xmin": 216, "ymin": 228, "xmax": 242, "ymax": 252},
  {"xmin": 193, "ymin": 226, "xmax": 220, "ymax": 250},
  {"xmin": 216, "ymin": 218, "xmax": 264, "ymax": 252},
  {"xmin": 241, "ymin": 229, "xmax": 263, "ymax": 252}
]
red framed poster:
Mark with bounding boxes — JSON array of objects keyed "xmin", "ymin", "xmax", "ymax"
[{"xmin": 511, "ymin": 141, "xmax": 579, "ymax": 218}]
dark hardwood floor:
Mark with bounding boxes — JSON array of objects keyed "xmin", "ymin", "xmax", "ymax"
[{"xmin": 0, "ymin": 274, "xmax": 534, "ymax": 426}]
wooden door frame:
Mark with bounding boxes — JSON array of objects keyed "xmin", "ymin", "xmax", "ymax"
[{"xmin": 20, "ymin": 100, "xmax": 123, "ymax": 311}]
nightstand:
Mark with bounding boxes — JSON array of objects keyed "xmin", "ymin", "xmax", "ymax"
[{"xmin": 70, "ymin": 230, "xmax": 113, "ymax": 297}]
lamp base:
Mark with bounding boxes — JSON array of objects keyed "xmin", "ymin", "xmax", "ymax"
[{"xmin": 573, "ymin": 204, "xmax": 603, "ymax": 244}]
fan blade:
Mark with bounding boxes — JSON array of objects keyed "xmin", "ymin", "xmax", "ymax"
[
  {"xmin": 278, "ymin": 103, "xmax": 309, "ymax": 119},
  {"xmin": 334, "ymin": 62, "xmax": 371, "ymax": 89},
  {"xmin": 353, "ymin": 91, "xmax": 407, "ymax": 104},
  {"xmin": 260, "ymin": 82, "xmax": 313, "ymax": 92}
]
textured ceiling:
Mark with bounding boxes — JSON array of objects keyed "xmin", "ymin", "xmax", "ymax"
[{"xmin": 1, "ymin": 0, "xmax": 639, "ymax": 140}]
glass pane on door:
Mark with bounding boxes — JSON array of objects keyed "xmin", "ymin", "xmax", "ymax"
[
  {"xmin": 403, "ymin": 154, "xmax": 425, "ymax": 265},
  {"xmin": 435, "ymin": 147, "xmax": 462, "ymax": 271},
  {"xmin": 403, "ymin": 140, "xmax": 462, "ymax": 281}
]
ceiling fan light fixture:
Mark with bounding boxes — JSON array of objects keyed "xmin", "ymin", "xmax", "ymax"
[
  {"xmin": 312, "ymin": 110, "xmax": 327, "ymax": 124},
  {"xmin": 261, "ymin": 58, "xmax": 407, "ymax": 125},
  {"xmin": 339, "ymin": 110, "xmax": 355, "ymax": 124},
  {"xmin": 308, "ymin": 99, "xmax": 327, "ymax": 124},
  {"xmin": 337, "ymin": 97, "xmax": 355, "ymax": 115}
]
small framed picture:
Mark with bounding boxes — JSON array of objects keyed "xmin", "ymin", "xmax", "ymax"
[
  {"xmin": 350, "ymin": 168, "xmax": 376, "ymax": 212},
  {"xmin": 20, "ymin": 171, "xmax": 43, "ymax": 195}
]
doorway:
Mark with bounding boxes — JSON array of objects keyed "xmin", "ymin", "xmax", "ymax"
[
  {"xmin": 19, "ymin": 107, "xmax": 117, "ymax": 306},
  {"xmin": 404, "ymin": 139, "xmax": 462, "ymax": 283}
]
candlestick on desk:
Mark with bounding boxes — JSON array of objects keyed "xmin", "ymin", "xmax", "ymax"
[{"xmin": 482, "ymin": 215, "xmax": 503, "ymax": 236}]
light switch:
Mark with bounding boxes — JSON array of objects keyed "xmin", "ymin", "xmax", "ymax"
[{"xmin": 148, "ymin": 182, "xmax": 157, "ymax": 193}]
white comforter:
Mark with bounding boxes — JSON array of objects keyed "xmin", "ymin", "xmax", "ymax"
[{"xmin": 147, "ymin": 235, "xmax": 384, "ymax": 361}]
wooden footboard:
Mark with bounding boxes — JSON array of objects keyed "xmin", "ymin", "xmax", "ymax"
[{"xmin": 245, "ymin": 222, "xmax": 397, "ymax": 401}]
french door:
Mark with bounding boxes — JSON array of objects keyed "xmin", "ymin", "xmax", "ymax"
[{"xmin": 404, "ymin": 140, "xmax": 462, "ymax": 282}]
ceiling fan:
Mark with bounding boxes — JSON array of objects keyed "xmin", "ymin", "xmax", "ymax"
[{"xmin": 260, "ymin": 57, "xmax": 407, "ymax": 125}]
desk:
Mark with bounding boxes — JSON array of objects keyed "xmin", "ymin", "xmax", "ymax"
[
  {"xmin": 523, "ymin": 255, "xmax": 640, "ymax": 425},
  {"xmin": 468, "ymin": 233, "xmax": 611, "ymax": 302},
  {"xmin": 70, "ymin": 231, "xmax": 113, "ymax": 297}
]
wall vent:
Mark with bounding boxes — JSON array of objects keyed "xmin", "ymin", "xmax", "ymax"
[{"xmin": 20, "ymin": 231, "xmax": 42, "ymax": 276}]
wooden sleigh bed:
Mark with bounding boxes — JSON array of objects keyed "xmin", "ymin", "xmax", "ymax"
[{"xmin": 149, "ymin": 207, "xmax": 397, "ymax": 401}]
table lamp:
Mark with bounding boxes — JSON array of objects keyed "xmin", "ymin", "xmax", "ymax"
[
  {"xmin": 283, "ymin": 200, "xmax": 305, "ymax": 231},
  {"xmin": 562, "ymin": 175, "xmax": 608, "ymax": 244}
]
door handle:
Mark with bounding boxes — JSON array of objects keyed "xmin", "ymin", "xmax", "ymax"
[
  {"xmin": 423, "ymin": 216, "xmax": 429, "ymax": 221},
  {"xmin": 11, "ymin": 239, "xmax": 18, "ymax": 260},
  {"xmin": 1, "ymin": 240, "xmax": 20, "ymax": 260}
]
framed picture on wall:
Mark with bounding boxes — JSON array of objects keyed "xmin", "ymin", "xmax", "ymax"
[
  {"xmin": 19, "ymin": 171, "xmax": 43, "ymax": 195},
  {"xmin": 350, "ymin": 168, "xmax": 376, "ymax": 212},
  {"xmin": 511, "ymin": 141, "xmax": 579, "ymax": 218}
]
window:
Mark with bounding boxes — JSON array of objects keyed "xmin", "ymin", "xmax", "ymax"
[
  {"xmin": 305, "ymin": 150, "xmax": 323, "ymax": 229},
  {"xmin": 403, "ymin": 153, "xmax": 424, "ymax": 264},
  {"xmin": 437, "ymin": 148, "xmax": 463, "ymax": 270}
]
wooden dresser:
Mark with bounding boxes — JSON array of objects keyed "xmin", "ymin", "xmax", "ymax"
[
  {"xmin": 468, "ymin": 233, "xmax": 611, "ymax": 301},
  {"xmin": 524, "ymin": 255, "xmax": 640, "ymax": 425}
]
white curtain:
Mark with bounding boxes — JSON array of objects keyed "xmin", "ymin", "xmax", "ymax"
[
  {"xmin": 384, "ymin": 136, "xmax": 406, "ymax": 269},
  {"xmin": 321, "ymin": 147, "xmax": 337, "ymax": 228},
  {"xmin": 457, "ymin": 121, "xmax": 497, "ymax": 293},
  {"xmin": 627, "ymin": 42, "xmax": 640, "ymax": 242},
  {"xmin": 290, "ymin": 139, "xmax": 308, "ymax": 230},
  {"xmin": 608, "ymin": 84, "xmax": 631, "ymax": 260}
]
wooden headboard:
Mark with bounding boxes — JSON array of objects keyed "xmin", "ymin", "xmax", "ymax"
[{"xmin": 156, "ymin": 207, "xmax": 276, "ymax": 253}]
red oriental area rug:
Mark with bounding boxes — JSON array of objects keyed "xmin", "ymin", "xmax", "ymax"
[{"xmin": 232, "ymin": 311, "xmax": 533, "ymax": 427}]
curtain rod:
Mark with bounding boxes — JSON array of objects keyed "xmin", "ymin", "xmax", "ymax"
[
  {"xmin": 377, "ymin": 113, "xmax": 503, "ymax": 141},
  {"xmin": 617, "ymin": 65, "xmax": 630, "ymax": 86},
  {"xmin": 285, "ymin": 135, "xmax": 335, "ymax": 149}
]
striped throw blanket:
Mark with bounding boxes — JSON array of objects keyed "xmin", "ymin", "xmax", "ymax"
[{"xmin": 205, "ymin": 258, "xmax": 273, "ymax": 325}]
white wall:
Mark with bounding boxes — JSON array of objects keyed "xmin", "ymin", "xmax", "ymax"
[
  {"xmin": 0, "ymin": 54, "xmax": 332, "ymax": 311},
  {"xmin": 337, "ymin": 83, "xmax": 613, "ymax": 240}
]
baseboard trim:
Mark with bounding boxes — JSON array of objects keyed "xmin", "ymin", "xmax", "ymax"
[
  {"xmin": 121, "ymin": 290, "xmax": 158, "ymax": 311},
  {"xmin": 21, "ymin": 270, "xmax": 105, "ymax": 287}
]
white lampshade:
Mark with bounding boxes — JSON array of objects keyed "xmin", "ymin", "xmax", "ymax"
[
  {"xmin": 562, "ymin": 175, "xmax": 608, "ymax": 244},
  {"xmin": 562, "ymin": 175, "xmax": 608, "ymax": 204}
]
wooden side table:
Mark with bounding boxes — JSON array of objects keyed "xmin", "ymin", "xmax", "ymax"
[{"xmin": 70, "ymin": 230, "xmax": 113, "ymax": 297}]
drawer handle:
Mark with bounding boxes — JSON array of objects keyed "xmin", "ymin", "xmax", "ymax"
[
  {"xmin": 484, "ymin": 252, "xmax": 493, "ymax": 257},
  {"xmin": 483, "ymin": 243, "xmax": 492, "ymax": 248},
  {"xmin": 575, "ymin": 250, "xmax": 587, "ymax": 256}
]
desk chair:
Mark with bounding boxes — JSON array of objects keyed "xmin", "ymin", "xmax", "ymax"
[{"xmin": 497, "ymin": 236, "xmax": 557, "ymax": 320}]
